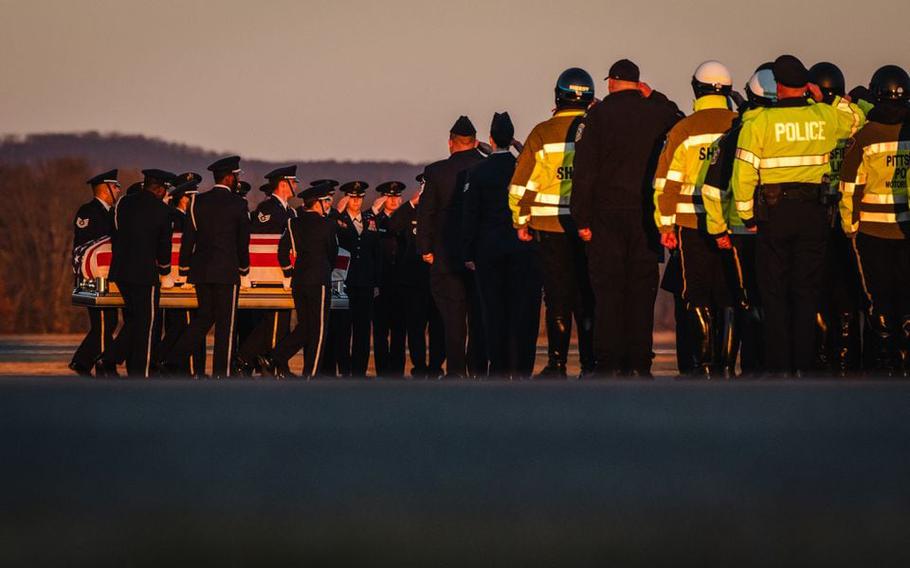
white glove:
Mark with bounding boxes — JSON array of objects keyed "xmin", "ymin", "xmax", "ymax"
[
  {"xmin": 240, "ymin": 275, "xmax": 252, "ymax": 289},
  {"xmin": 160, "ymin": 274, "xmax": 175, "ymax": 289},
  {"xmin": 282, "ymin": 277, "xmax": 291, "ymax": 291}
]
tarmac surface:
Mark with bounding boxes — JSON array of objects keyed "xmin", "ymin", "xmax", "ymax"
[{"xmin": 2, "ymin": 371, "xmax": 909, "ymax": 566}]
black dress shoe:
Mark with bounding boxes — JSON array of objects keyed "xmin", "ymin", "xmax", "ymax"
[
  {"xmin": 69, "ymin": 360, "xmax": 93, "ymax": 377},
  {"xmin": 256, "ymin": 355, "xmax": 285, "ymax": 379},
  {"xmin": 92, "ymin": 357, "xmax": 119, "ymax": 378},
  {"xmin": 534, "ymin": 364, "xmax": 567, "ymax": 380},
  {"xmin": 233, "ymin": 356, "xmax": 254, "ymax": 377}
]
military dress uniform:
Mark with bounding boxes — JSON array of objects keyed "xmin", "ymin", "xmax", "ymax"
[
  {"xmin": 164, "ymin": 156, "xmax": 251, "ymax": 378},
  {"xmin": 157, "ymin": 173, "xmax": 207, "ymax": 377},
  {"xmin": 236, "ymin": 167, "xmax": 299, "ymax": 374},
  {"xmin": 101, "ymin": 170, "xmax": 175, "ymax": 378},
  {"xmin": 571, "ymin": 62, "xmax": 683, "ymax": 376},
  {"xmin": 417, "ymin": 116, "xmax": 487, "ymax": 378},
  {"xmin": 465, "ymin": 127, "xmax": 542, "ymax": 378},
  {"xmin": 388, "ymin": 181, "xmax": 445, "ymax": 377},
  {"xmin": 372, "ymin": 181, "xmax": 408, "ymax": 377},
  {"xmin": 731, "ymin": 55, "xmax": 865, "ymax": 374},
  {"xmin": 260, "ymin": 183, "xmax": 338, "ymax": 378},
  {"xmin": 335, "ymin": 181, "xmax": 380, "ymax": 377},
  {"xmin": 838, "ymin": 100, "xmax": 910, "ymax": 374},
  {"xmin": 70, "ymin": 170, "xmax": 120, "ymax": 376},
  {"xmin": 653, "ymin": 94, "xmax": 738, "ymax": 376}
]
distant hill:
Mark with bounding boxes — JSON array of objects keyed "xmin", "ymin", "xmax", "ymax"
[{"xmin": 0, "ymin": 132, "xmax": 424, "ymax": 203}]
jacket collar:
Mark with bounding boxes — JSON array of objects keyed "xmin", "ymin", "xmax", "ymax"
[
  {"xmin": 777, "ymin": 97, "xmax": 811, "ymax": 108},
  {"xmin": 693, "ymin": 95, "xmax": 729, "ymax": 112}
]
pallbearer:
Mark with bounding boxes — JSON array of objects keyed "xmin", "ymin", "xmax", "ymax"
[{"xmin": 71, "ymin": 169, "xmax": 121, "ymax": 376}]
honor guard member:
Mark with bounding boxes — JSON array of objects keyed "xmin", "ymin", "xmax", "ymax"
[
  {"xmin": 70, "ymin": 169, "xmax": 121, "ymax": 376},
  {"xmin": 388, "ymin": 174, "xmax": 446, "ymax": 378},
  {"xmin": 259, "ymin": 182, "xmax": 338, "ymax": 378},
  {"xmin": 97, "ymin": 169, "xmax": 176, "ymax": 378},
  {"xmin": 372, "ymin": 181, "xmax": 407, "ymax": 377},
  {"xmin": 702, "ymin": 64, "xmax": 779, "ymax": 376},
  {"xmin": 465, "ymin": 112, "xmax": 542, "ymax": 378},
  {"xmin": 732, "ymin": 55, "xmax": 866, "ymax": 376},
  {"xmin": 162, "ymin": 156, "xmax": 251, "ymax": 378},
  {"xmin": 157, "ymin": 172, "xmax": 207, "ymax": 377},
  {"xmin": 839, "ymin": 65, "xmax": 910, "ymax": 375},
  {"xmin": 509, "ymin": 68, "xmax": 595, "ymax": 378},
  {"xmin": 808, "ymin": 62, "xmax": 870, "ymax": 374},
  {"xmin": 235, "ymin": 166, "xmax": 300, "ymax": 376},
  {"xmin": 417, "ymin": 116, "xmax": 488, "ymax": 378},
  {"xmin": 333, "ymin": 181, "xmax": 379, "ymax": 377},
  {"xmin": 572, "ymin": 59, "xmax": 683, "ymax": 377},
  {"xmin": 653, "ymin": 61, "xmax": 738, "ymax": 377},
  {"xmin": 231, "ymin": 178, "xmax": 256, "ymax": 362}
]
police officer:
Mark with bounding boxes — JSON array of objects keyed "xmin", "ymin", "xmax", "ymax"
[
  {"xmin": 372, "ymin": 181, "xmax": 407, "ymax": 377},
  {"xmin": 235, "ymin": 165, "xmax": 299, "ymax": 376},
  {"xmin": 839, "ymin": 65, "xmax": 910, "ymax": 376},
  {"xmin": 259, "ymin": 182, "xmax": 338, "ymax": 378},
  {"xmin": 465, "ymin": 112, "xmax": 542, "ymax": 378},
  {"xmin": 653, "ymin": 61, "xmax": 738, "ymax": 377},
  {"xmin": 572, "ymin": 59, "xmax": 683, "ymax": 377},
  {"xmin": 70, "ymin": 169, "xmax": 121, "ymax": 376},
  {"xmin": 97, "ymin": 169, "xmax": 176, "ymax": 378},
  {"xmin": 156, "ymin": 172, "xmax": 207, "ymax": 378},
  {"xmin": 162, "ymin": 156, "xmax": 252, "ymax": 378},
  {"xmin": 418, "ymin": 116, "xmax": 488, "ymax": 378},
  {"xmin": 808, "ymin": 62, "xmax": 869, "ymax": 374},
  {"xmin": 333, "ymin": 181, "xmax": 379, "ymax": 377},
  {"xmin": 732, "ymin": 55, "xmax": 866, "ymax": 376},
  {"xmin": 509, "ymin": 68, "xmax": 596, "ymax": 379},
  {"xmin": 388, "ymin": 174, "xmax": 446, "ymax": 378},
  {"xmin": 702, "ymin": 63, "xmax": 780, "ymax": 376}
]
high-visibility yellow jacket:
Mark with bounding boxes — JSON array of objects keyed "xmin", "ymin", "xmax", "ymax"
[
  {"xmin": 825, "ymin": 99, "xmax": 876, "ymax": 199},
  {"xmin": 509, "ymin": 109, "xmax": 585, "ymax": 233},
  {"xmin": 653, "ymin": 95, "xmax": 737, "ymax": 232},
  {"xmin": 732, "ymin": 96, "xmax": 866, "ymax": 226},
  {"xmin": 701, "ymin": 107, "xmax": 766, "ymax": 236},
  {"xmin": 838, "ymin": 105, "xmax": 910, "ymax": 239}
]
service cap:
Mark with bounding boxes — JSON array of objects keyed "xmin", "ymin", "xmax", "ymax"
[
  {"xmin": 607, "ymin": 59, "xmax": 640, "ymax": 82},
  {"xmin": 376, "ymin": 181, "xmax": 406, "ymax": 196},
  {"xmin": 340, "ymin": 181, "xmax": 369, "ymax": 196},
  {"xmin": 207, "ymin": 155, "xmax": 242, "ymax": 174},
  {"xmin": 86, "ymin": 169, "xmax": 119, "ymax": 186}
]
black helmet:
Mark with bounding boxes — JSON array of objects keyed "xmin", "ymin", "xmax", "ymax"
[
  {"xmin": 555, "ymin": 68, "xmax": 595, "ymax": 108},
  {"xmin": 808, "ymin": 62, "xmax": 845, "ymax": 103},
  {"xmin": 870, "ymin": 65, "xmax": 910, "ymax": 102}
]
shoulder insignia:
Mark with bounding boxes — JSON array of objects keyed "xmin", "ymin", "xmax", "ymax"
[
  {"xmin": 575, "ymin": 123, "xmax": 585, "ymax": 143},
  {"xmin": 463, "ymin": 182, "xmax": 470, "ymax": 193},
  {"xmin": 257, "ymin": 212, "xmax": 271, "ymax": 223},
  {"xmin": 76, "ymin": 217, "xmax": 90, "ymax": 229}
]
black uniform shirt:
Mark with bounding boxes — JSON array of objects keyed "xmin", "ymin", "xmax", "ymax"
[
  {"xmin": 374, "ymin": 208, "xmax": 399, "ymax": 286},
  {"xmin": 279, "ymin": 211, "xmax": 338, "ymax": 288},
  {"xmin": 388, "ymin": 201, "xmax": 428, "ymax": 287},
  {"xmin": 462, "ymin": 151, "xmax": 522, "ymax": 262},
  {"xmin": 336, "ymin": 209, "xmax": 380, "ymax": 288},
  {"xmin": 73, "ymin": 198, "xmax": 114, "ymax": 251},
  {"xmin": 108, "ymin": 190, "xmax": 173, "ymax": 285},
  {"xmin": 178, "ymin": 185, "xmax": 251, "ymax": 285}
]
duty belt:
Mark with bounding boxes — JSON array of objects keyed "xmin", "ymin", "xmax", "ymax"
[{"xmin": 758, "ymin": 182, "xmax": 825, "ymax": 205}]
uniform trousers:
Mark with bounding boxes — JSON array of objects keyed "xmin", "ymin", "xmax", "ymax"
[
  {"xmin": 403, "ymin": 284, "xmax": 445, "ymax": 377},
  {"xmin": 166, "ymin": 283, "xmax": 238, "ymax": 377},
  {"xmin": 374, "ymin": 284, "xmax": 407, "ymax": 377},
  {"xmin": 430, "ymin": 268, "xmax": 486, "ymax": 377},
  {"xmin": 71, "ymin": 308, "xmax": 118, "ymax": 370},
  {"xmin": 272, "ymin": 284, "xmax": 330, "ymax": 377},
  {"xmin": 111, "ymin": 282, "xmax": 160, "ymax": 378}
]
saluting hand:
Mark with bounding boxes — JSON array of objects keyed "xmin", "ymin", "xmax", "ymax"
[
  {"xmin": 464, "ymin": 261, "xmax": 476, "ymax": 271},
  {"xmin": 577, "ymin": 228, "xmax": 592, "ymax": 242}
]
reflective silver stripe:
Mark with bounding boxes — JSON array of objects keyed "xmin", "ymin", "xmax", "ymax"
[
  {"xmin": 509, "ymin": 184, "xmax": 527, "ymax": 198},
  {"xmin": 679, "ymin": 183, "xmax": 696, "ymax": 196},
  {"xmin": 659, "ymin": 215, "xmax": 676, "ymax": 226},
  {"xmin": 226, "ymin": 284, "xmax": 238, "ymax": 377},
  {"xmin": 530, "ymin": 205, "xmax": 570, "ymax": 216},
  {"xmin": 526, "ymin": 180, "xmax": 540, "ymax": 192},
  {"xmin": 537, "ymin": 142, "xmax": 575, "ymax": 158},
  {"xmin": 862, "ymin": 141, "xmax": 910, "ymax": 156},
  {"xmin": 189, "ymin": 194, "xmax": 197, "ymax": 231},
  {"xmin": 666, "ymin": 170, "xmax": 685, "ymax": 183},
  {"xmin": 859, "ymin": 211, "xmax": 910, "ymax": 223},
  {"xmin": 676, "ymin": 203, "xmax": 705, "ymax": 214},
  {"xmin": 861, "ymin": 193, "xmax": 908, "ymax": 205},
  {"xmin": 758, "ymin": 154, "xmax": 829, "ymax": 168},
  {"xmin": 516, "ymin": 215, "xmax": 531, "ymax": 225},
  {"xmin": 701, "ymin": 184, "xmax": 723, "ymax": 200},
  {"xmin": 310, "ymin": 285, "xmax": 326, "ymax": 378},
  {"xmin": 654, "ymin": 178, "xmax": 667, "ymax": 190},
  {"xmin": 840, "ymin": 182, "xmax": 856, "ymax": 196},
  {"xmin": 533, "ymin": 192, "xmax": 571, "ymax": 205},
  {"xmin": 736, "ymin": 148, "xmax": 760, "ymax": 168},
  {"xmin": 682, "ymin": 133, "xmax": 724, "ymax": 149},
  {"xmin": 145, "ymin": 287, "xmax": 155, "ymax": 378},
  {"xmin": 735, "ymin": 200, "xmax": 753, "ymax": 212}
]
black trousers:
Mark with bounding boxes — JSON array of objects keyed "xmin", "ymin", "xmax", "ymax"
[
  {"xmin": 474, "ymin": 247, "xmax": 542, "ymax": 378},
  {"xmin": 587, "ymin": 214, "xmax": 659, "ymax": 373},
  {"xmin": 430, "ymin": 268, "xmax": 486, "ymax": 377},
  {"xmin": 238, "ymin": 309, "xmax": 291, "ymax": 365},
  {"xmin": 160, "ymin": 309, "xmax": 207, "ymax": 377},
  {"xmin": 344, "ymin": 285, "xmax": 374, "ymax": 376},
  {"xmin": 756, "ymin": 200, "xmax": 828, "ymax": 373},
  {"xmin": 853, "ymin": 233, "xmax": 910, "ymax": 325},
  {"xmin": 320, "ymin": 309, "xmax": 349, "ymax": 377},
  {"xmin": 272, "ymin": 284, "xmax": 330, "ymax": 377},
  {"xmin": 109, "ymin": 282, "xmax": 160, "ymax": 378},
  {"xmin": 537, "ymin": 230, "xmax": 595, "ymax": 370},
  {"xmin": 731, "ymin": 235, "xmax": 763, "ymax": 373},
  {"xmin": 678, "ymin": 227, "xmax": 733, "ymax": 309},
  {"xmin": 403, "ymin": 284, "xmax": 445, "ymax": 376},
  {"xmin": 71, "ymin": 308, "xmax": 118, "ymax": 370},
  {"xmin": 661, "ymin": 250, "xmax": 693, "ymax": 374},
  {"xmin": 167, "ymin": 283, "xmax": 238, "ymax": 377},
  {"xmin": 374, "ymin": 284, "xmax": 407, "ymax": 376}
]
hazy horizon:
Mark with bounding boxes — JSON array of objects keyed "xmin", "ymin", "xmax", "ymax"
[{"xmin": 2, "ymin": 0, "xmax": 908, "ymax": 163}]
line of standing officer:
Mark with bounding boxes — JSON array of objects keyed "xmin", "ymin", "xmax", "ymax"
[
  {"xmin": 70, "ymin": 169, "xmax": 121, "ymax": 376},
  {"xmin": 372, "ymin": 181, "xmax": 407, "ymax": 377}
]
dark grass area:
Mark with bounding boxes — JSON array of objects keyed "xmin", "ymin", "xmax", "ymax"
[{"xmin": 1, "ymin": 378, "xmax": 909, "ymax": 566}]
